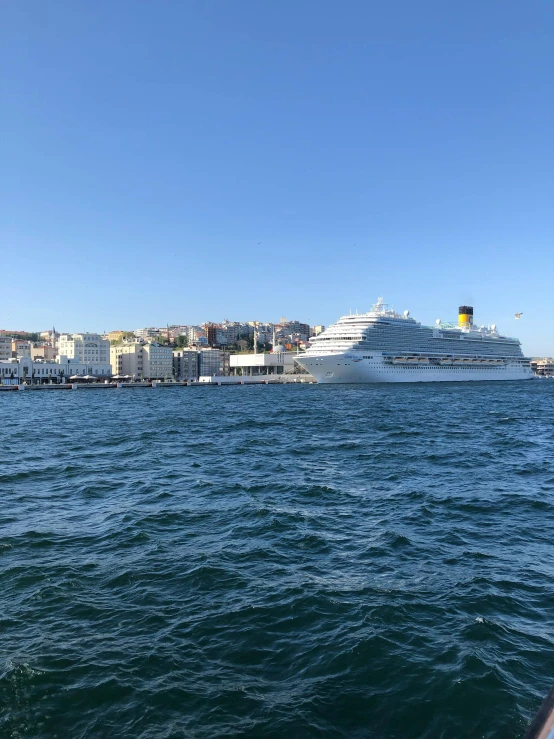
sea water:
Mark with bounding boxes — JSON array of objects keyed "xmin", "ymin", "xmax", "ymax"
[{"xmin": 1, "ymin": 381, "xmax": 554, "ymax": 737}]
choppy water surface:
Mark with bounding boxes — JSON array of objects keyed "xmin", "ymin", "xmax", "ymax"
[{"xmin": 1, "ymin": 382, "xmax": 554, "ymax": 738}]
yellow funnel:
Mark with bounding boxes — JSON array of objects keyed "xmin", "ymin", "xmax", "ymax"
[{"xmin": 458, "ymin": 305, "xmax": 473, "ymax": 327}]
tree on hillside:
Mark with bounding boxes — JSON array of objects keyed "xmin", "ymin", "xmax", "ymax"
[
  {"xmin": 7, "ymin": 332, "xmax": 40, "ymax": 342},
  {"xmin": 110, "ymin": 331, "xmax": 137, "ymax": 346}
]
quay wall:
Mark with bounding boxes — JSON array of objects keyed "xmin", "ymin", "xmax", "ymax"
[{"xmin": 0, "ymin": 376, "xmax": 315, "ymax": 392}]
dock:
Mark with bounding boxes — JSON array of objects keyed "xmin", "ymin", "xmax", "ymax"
[{"xmin": 0, "ymin": 374, "xmax": 315, "ymax": 392}]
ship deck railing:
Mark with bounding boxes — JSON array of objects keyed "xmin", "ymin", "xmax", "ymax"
[{"xmin": 382, "ymin": 353, "xmax": 511, "ymax": 360}]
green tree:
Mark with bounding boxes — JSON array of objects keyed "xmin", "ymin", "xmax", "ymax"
[{"xmin": 110, "ymin": 331, "xmax": 137, "ymax": 346}]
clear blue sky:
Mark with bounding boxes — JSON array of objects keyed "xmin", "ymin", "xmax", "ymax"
[{"xmin": 2, "ymin": 0, "xmax": 553, "ymax": 354}]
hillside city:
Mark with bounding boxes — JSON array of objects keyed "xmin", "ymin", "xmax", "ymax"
[
  {"xmin": 0, "ymin": 319, "xmax": 327, "ymax": 384},
  {"xmin": 1, "ymin": 318, "xmax": 553, "ymax": 385}
]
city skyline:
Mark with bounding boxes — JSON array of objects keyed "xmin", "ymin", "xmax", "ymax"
[
  {"xmin": 2, "ymin": 1, "xmax": 553, "ymax": 354},
  {"xmin": 0, "ymin": 302, "xmax": 549, "ymax": 358}
]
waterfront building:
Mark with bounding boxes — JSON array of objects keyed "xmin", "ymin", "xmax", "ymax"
[
  {"xmin": 27, "ymin": 360, "xmax": 64, "ymax": 383},
  {"xmin": 310, "ymin": 325, "xmax": 325, "ymax": 337},
  {"xmin": 173, "ymin": 349, "xmax": 199, "ymax": 381},
  {"xmin": 199, "ymin": 349, "xmax": 230, "ymax": 377},
  {"xmin": 111, "ymin": 343, "xmax": 173, "ymax": 380},
  {"xmin": 56, "ymin": 355, "xmax": 112, "ymax": 379},
  {"xmin": 143, "ymin": 343, "xmax": 174, "ymax": 379},
  {"xmin": 229, "ymin": 350, "xmax": 309, "ymax": 377},
  {"xmin": 111, "ymin": 343, "xmax": 143, "ymax": 378},
  {"xmin": 58, "ymin": 333, "xmax": 110, "ymax": 367},
  {"xmin": 0, "ymin": 356, "xmax": 111, "ymax": 384},
  {"xmin": 0, "ymin": 360, "xmax": 22, "ymax": 384}
]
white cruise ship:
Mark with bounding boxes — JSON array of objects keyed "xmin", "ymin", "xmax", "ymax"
[{"xmin": 297, "ymin": 299, "xmax": 533, "ymax": 384}]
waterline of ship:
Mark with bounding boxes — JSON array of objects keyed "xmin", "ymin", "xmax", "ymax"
[{"xmin": 297, "ymin": 299, "xmax": 533, "ymax": 384}]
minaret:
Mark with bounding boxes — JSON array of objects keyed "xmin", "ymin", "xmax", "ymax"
[{"xmin": 272, "ymin": 326, "xmax": 276, "ymax": 353}]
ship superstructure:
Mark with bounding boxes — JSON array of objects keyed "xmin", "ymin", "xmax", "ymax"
[{"xmin": 297, "ymin": 299, "xmax": 533, "ymax": 383}]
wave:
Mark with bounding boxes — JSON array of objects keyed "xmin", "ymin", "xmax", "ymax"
[{"xmin": 1, "ymin": 381, "xmax": 553, "ymax": 738}]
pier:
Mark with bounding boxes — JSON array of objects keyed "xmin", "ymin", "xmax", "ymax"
[{"xmin": 0, "ymin": 374, "xmax": 315, "ymax": 392}]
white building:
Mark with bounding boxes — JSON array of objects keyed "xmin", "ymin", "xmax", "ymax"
[
  {"xmin": 531, "ymin": 358, "xmax": 554, "ymax": 376},
  {"xmin": 111, "ymin": 344, "xmax": 143, "ymax": 378},
  {"xmin": 187, "ymin": 326, "xmax": 205, "ymax": 343},
  {"xmin": 0, "ymin": 359, "xmax": 24, "ymax": 384},
  {"xmin": 310, "ymin": 325, "xmax": 325, "ymax": 337},
  {"xmin": 0, "ymin": 337, "xmax": 11, "ymax": 361},
  {"xmin": 57, "ymin": 355, "xmax": 112, "ymax": 379},
  {"xmin": 0, "ymin": 356, "xmax": 111, "ymax": 384},
  {"xmin": 134, "ymin": 327, "xmax": 161, "ymax": 340},
  {"xmin": 111, "ymin": 343, "xmax": 173, "ymax": 379},
  {"xmin": 229, "ymin": 350, "xmax": 306, "ymax": 377},
  {"xmin": 58, "ymin": 333, "xmax": 110, "ymax": 367}
]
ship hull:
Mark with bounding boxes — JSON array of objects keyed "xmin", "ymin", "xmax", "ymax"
[{"xmin": 297, "ymin": 354, "xmax": 534, "ymax": 384}]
